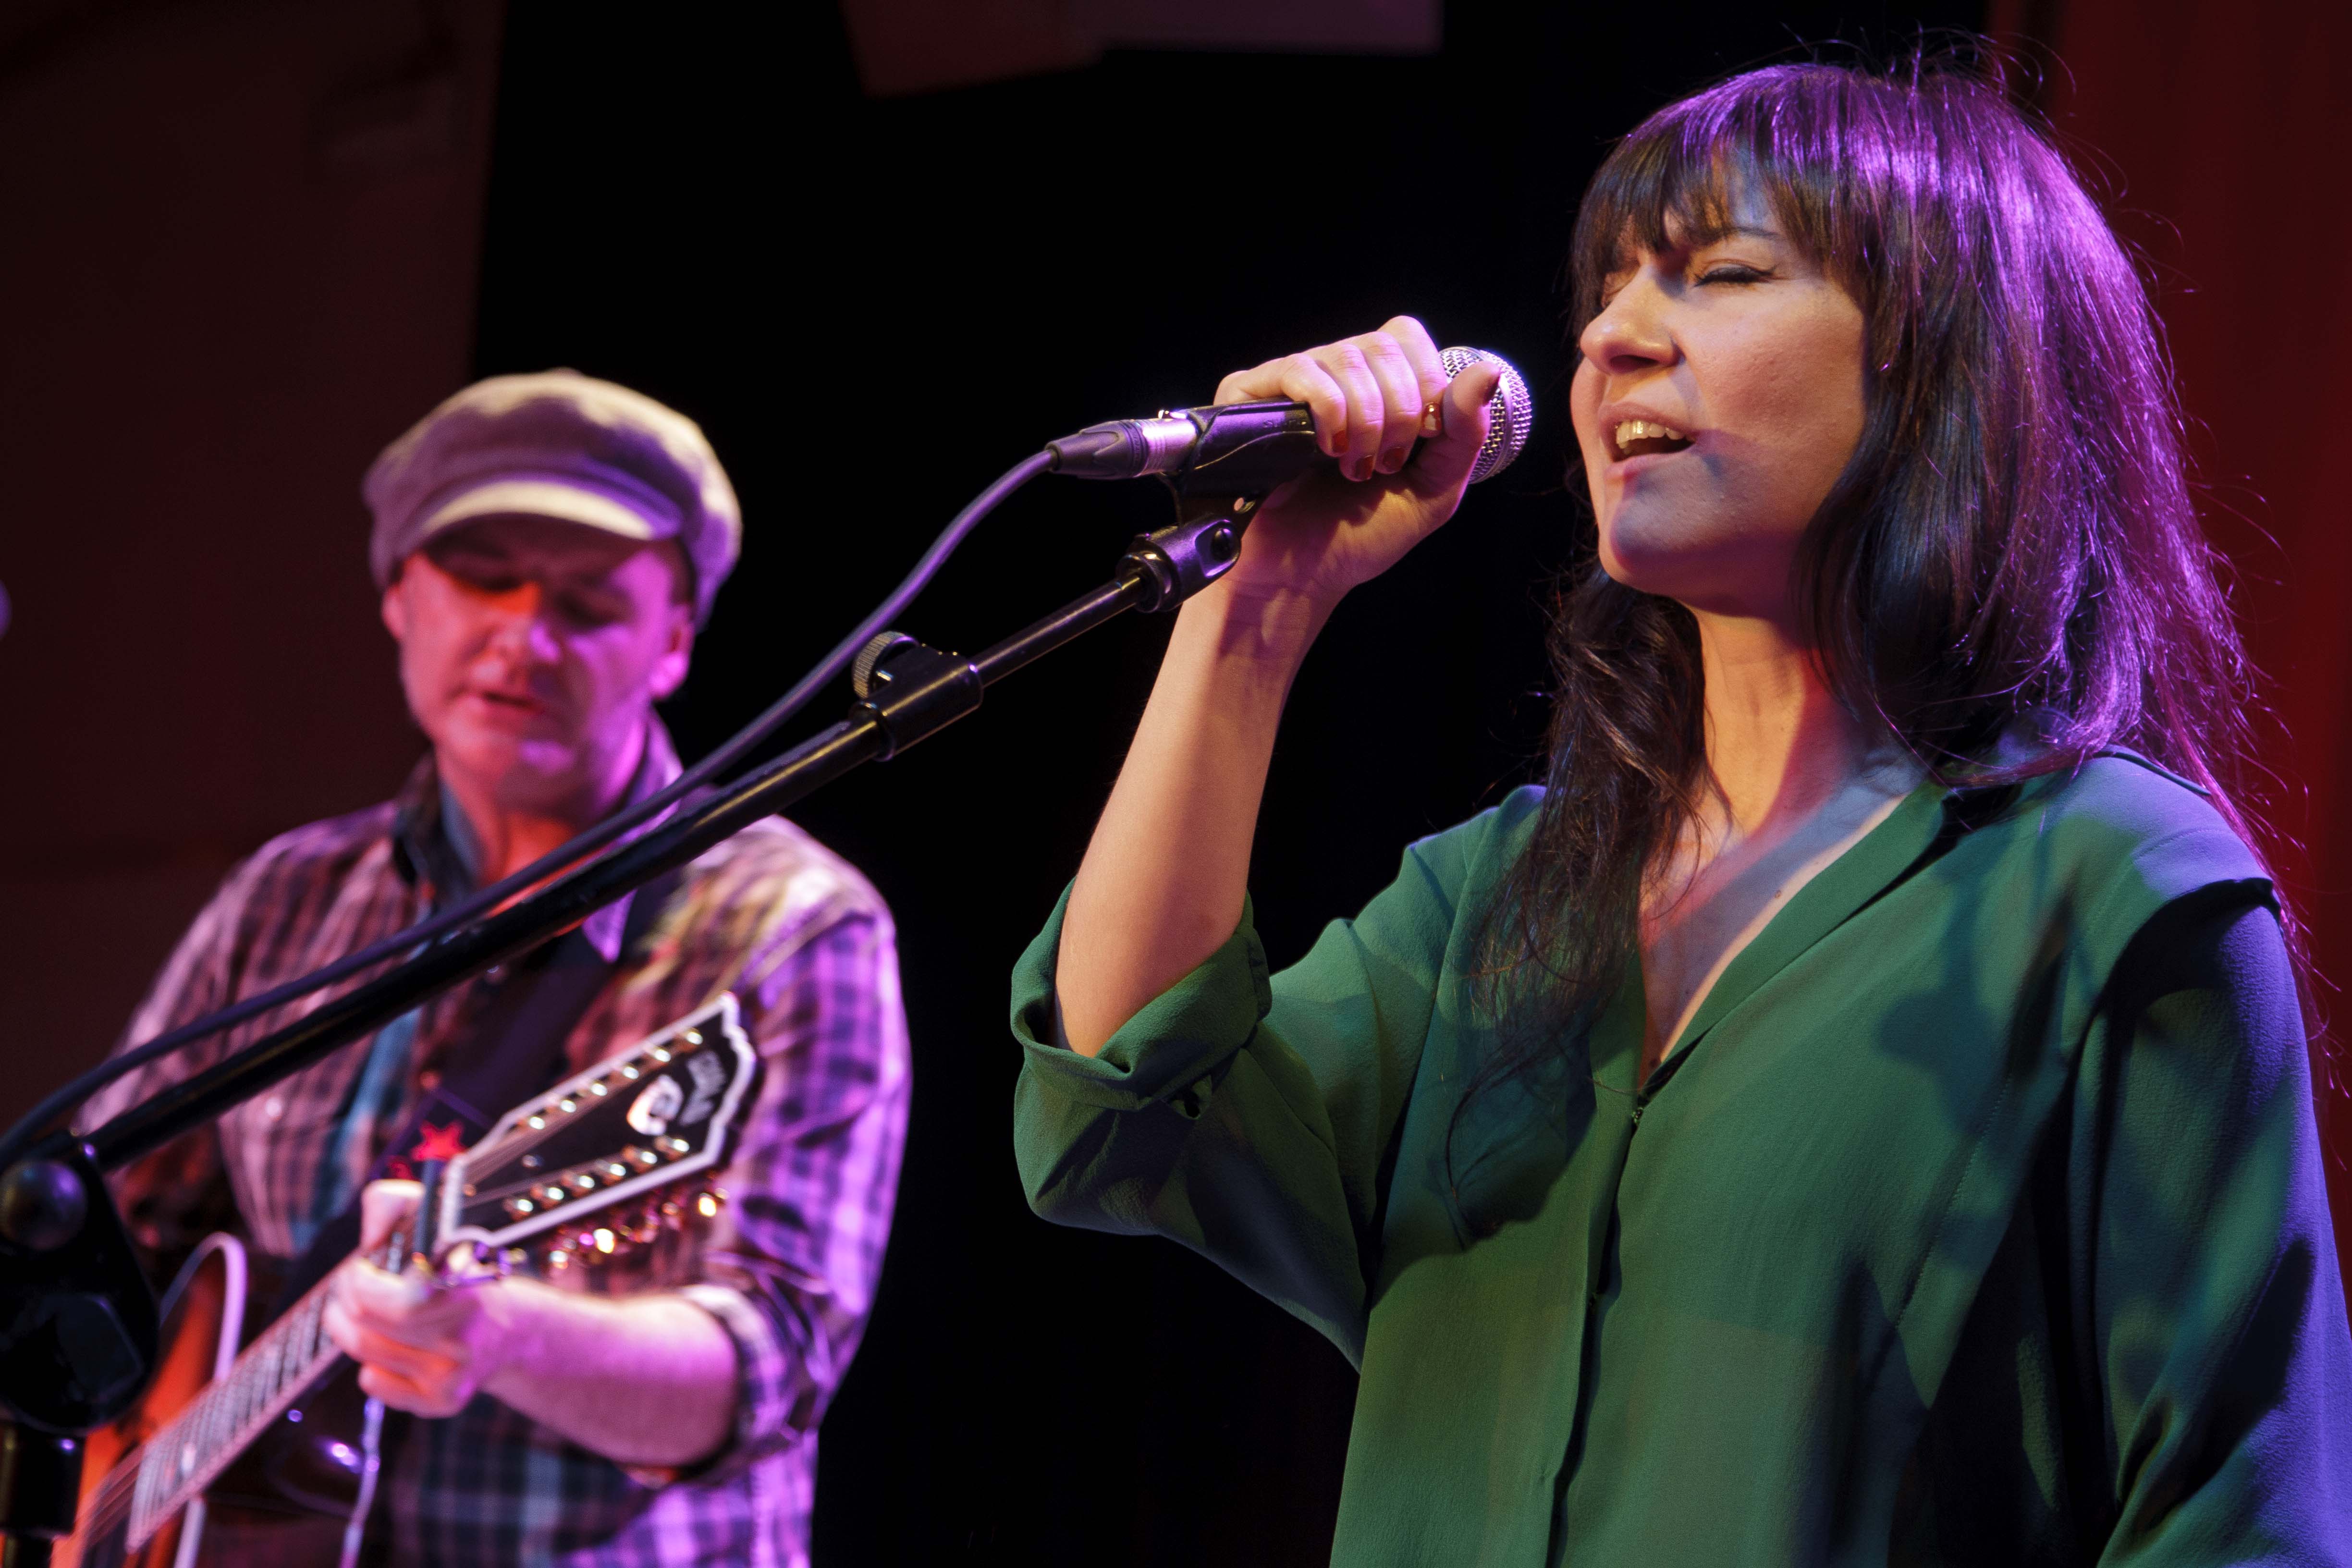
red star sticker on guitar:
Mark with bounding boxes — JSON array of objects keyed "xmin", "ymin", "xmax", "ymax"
[{"xmin": 408, "ymin": 1119, "xmax": 469, "ymax": 1164}]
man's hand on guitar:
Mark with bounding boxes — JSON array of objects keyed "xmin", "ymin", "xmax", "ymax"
[
  {"xmin": 324, "ymin": 1179, "xmax": 507, "ymax": 1417},
  {"xmin": 321, "ymin": 1178, "xmax": 742, "ymax": 1466}
]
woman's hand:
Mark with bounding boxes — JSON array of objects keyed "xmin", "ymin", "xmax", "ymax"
[
  {"xmin": 1209, "ymin": 314, "xmax": 1501, "ymax": 612},
  {"xmin": 1056, "ymin": 314, "xmax": 1500, "ymax": 1055}
]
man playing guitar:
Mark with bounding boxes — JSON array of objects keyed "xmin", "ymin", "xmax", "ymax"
[{"xmin": 77, "ymin": 372, "xmax": 910, "ymax": 1566}]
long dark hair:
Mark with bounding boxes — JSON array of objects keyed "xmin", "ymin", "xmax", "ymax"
[{"xmin": 1467, "ymin": 56, "xmax": 2269, "ymax": 1123}]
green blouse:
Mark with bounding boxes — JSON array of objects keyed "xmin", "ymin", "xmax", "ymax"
[{"xmin": 1009, "ymin": 757, "xmax": 2352, "ymax": 1564}]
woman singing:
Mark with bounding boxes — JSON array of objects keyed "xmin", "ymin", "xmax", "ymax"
[{"xmin": 1010, "ymin": 58, "xmax": 2352, "ymax": 1562}]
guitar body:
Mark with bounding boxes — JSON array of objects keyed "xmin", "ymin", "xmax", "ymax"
[
  {"xmin": 61, "ymin": 1233, "xmax": 247, "ymax": 1568},
  {"xmin": 208, "ymin": 1358, "xmax": 371, "ymax": 1518}
]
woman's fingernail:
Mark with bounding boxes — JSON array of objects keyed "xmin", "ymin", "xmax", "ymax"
[
  {"xmin": 1380, "ymin": 445, "xmax": 1406, "ymax": 473},
  {"xmin": 1329, "ymin": 426, "xmax": 1350, "ymax": 455},
  {"xmin": 1346, "ymin": 456, "xmax": 1372, "ymax": 482},
  {"xmin": 1421, "ymin": 407, "xmax": 1443, "ymax": 437}
]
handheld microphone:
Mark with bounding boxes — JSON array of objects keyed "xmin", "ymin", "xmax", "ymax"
[{"xmin": 1045, "ymin": 347, "xmax": 1533, "ymax": 494}]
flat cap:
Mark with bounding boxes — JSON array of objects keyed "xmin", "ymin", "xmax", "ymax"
[{"xmin": 364, "ymin": 370, "xmax": 741, "ymax": 623}]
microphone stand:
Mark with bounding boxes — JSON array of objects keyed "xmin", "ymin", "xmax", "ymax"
[{"xmin": 0, "ymin": 495, "xmax": 1256, "ymax": 1565}]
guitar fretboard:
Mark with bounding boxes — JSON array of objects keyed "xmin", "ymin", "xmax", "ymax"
[{"xmin": 123, "ymin": 1274, "xmax": 345, "ymax": 1550}]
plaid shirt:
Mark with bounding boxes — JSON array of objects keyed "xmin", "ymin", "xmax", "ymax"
[{"xmin": 81, "ymin": 723, "xmax": 909, "ymax": 1567}]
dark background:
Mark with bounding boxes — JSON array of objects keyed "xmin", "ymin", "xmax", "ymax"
[
  {"xmin": 469, "ymin": 5, "xmax": 1979, "ymax": 1561},
  {"xmin": 3, "ymin": 1, "xmax": 2346, "ymax": 1563}
]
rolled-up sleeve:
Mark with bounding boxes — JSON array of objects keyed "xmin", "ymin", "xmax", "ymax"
[
  {"xmin": 675, "ymin": 1281, "xmax": 799, "ymax": 1470},
  {"xmin": 677, "ymin": 906, "xmax": 909, "ymax": 1478},
  {"xmin": 1010, "ymin": 795, "xmax": 1525, "ymax": 1364}
]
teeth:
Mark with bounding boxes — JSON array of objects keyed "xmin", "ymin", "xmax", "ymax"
[{"xmin": 1614, "ymin": 418, "xmax": 1687, "ymax": 449}]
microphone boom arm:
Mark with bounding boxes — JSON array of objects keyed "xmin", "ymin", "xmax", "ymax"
[
  {"xmin": 0, "ymin": 331, "xmax": 1541, "ymax": 1549},
  {"xmin": 0, "ymin": 480, "xmax": 1265, "ymax": 1559}
]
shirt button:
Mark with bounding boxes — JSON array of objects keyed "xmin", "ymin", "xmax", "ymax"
[
  {"xmin": 264, "ymin": 1096, "xmax": 285, "ymax": 1121},
  {"xmin": 418, "ymin": 1071, "xmax": 441, "ymax": 1091}
]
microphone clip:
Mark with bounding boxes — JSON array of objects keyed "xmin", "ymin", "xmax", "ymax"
[
  {"xmin": 1119, "ymin": 491, "xmax": 1258, "ymax": 613},
  {"xmin": 1113, "ymin": 402, "xmax": 1308, "ymax": 611}
]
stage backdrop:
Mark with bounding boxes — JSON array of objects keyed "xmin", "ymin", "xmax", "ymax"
[
  {"xmin": 0, "ymin": 0, "xmax": 505, "ymax": 1137},
  {"xmin": 1997, "ymin": 0, "xmax": 2352, "ymax": 1285},
  {"xmin": 0, "ymin": 3, "xmax": 2338, "ymax": 1565}
]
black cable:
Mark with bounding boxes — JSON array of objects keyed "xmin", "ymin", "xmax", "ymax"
[{"xmin": 0, "ymin": 449, "xmax": 1056, "ymax": 1173}]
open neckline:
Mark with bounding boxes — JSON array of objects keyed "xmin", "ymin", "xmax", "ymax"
[{"xmin": 1633, "ymin": 778, "xmax": 1954, "ymax": 1094}]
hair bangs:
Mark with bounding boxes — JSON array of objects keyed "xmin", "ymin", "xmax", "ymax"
[{"xmin": 1567, "ymin": 65, "xmax": 1914, "ymax": 343}]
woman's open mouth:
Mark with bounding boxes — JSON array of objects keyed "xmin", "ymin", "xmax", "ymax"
[{"xmin": 1610, "ymin": 418, "xmax": 1695, "ymax": 462}]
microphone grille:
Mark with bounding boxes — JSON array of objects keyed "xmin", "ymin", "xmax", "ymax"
[{"xmin": 1439, "ymin": 347, "xmax": 1533, "ymax": 484}]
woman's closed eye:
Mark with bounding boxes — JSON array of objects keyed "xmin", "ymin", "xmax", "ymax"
[{"xmin": 1695, "ymin": 262, "xmax": 1771, "ymax": 286}]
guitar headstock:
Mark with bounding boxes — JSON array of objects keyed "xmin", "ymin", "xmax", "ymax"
[{"xmin": 434, "ymin": 993, "xmax": 760, "ymax": 1272}]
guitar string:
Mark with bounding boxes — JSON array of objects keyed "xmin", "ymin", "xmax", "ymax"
[
  {"xmin": 433, "ymin": 1062, "xmax": 662, "ymax": 1188},
  {"xmin": 82, "ymin": 1455, "xmax": 135, "ymax": 1540},
  {"xmin": 477, "ymin": 1047, "xmax": 699, "ymax": 1166},
  {"xmin": 448, "ymin": 1050, "xmax": 716, "ymax": 1213},
  {"xmin": 133, "ymin": 1285, "xmax": 339, "ymax": 1542},
  {"xmin": 93, "ymin": 1280, "xmax": 342, "ymax": 1547},
  {"xmin": 429, "ymin": 1018, "xmax": 734, "ymax": 1194}
]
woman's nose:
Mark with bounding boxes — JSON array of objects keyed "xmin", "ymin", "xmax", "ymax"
[{"xmin": 1579, "ymin": 275, "xmax": 1676, "ymax": 376}]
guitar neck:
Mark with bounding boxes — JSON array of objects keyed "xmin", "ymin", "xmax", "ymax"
[{"xmin": 122, "ymin": 1271, "xmax": 346, "ymax": 1552}]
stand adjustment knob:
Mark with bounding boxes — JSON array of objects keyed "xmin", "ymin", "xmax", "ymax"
[
  {"xmin": 851, "ymin": 632, "xmax": 919, "ymax": 699},
  {"xmin": 846, "ymin": 633, "xmax": 982, "ymax": 759}
]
